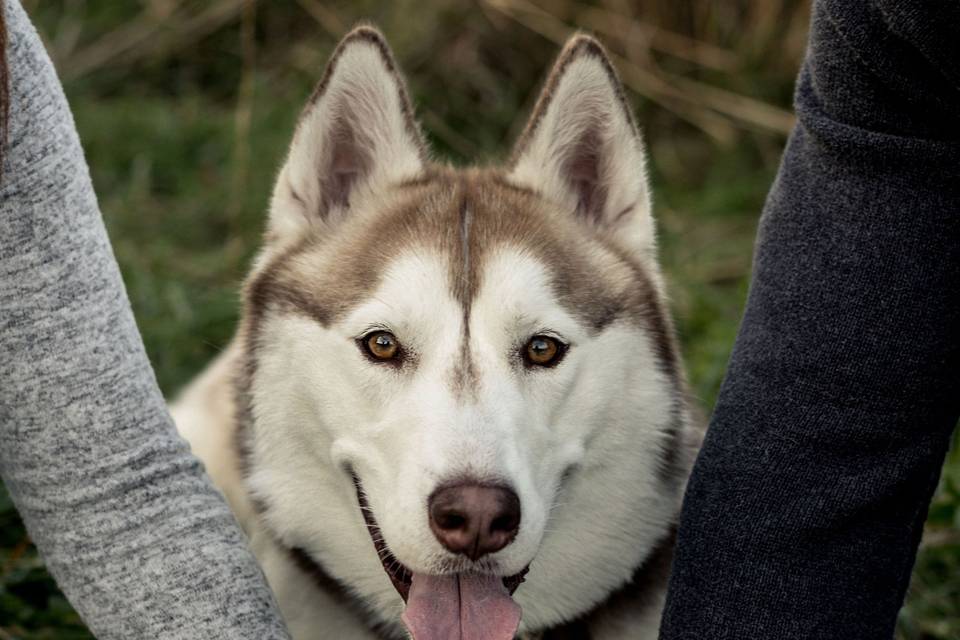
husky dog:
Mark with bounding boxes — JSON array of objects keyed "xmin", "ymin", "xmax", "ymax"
[{"xmin": 173, "ymin": 25, "xmax": 700, "ymax": 640}]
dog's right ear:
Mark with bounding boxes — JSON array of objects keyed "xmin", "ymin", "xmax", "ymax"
[{"xmin": 267, "ymin": 26, "xmax": 427, "ymax": 246}]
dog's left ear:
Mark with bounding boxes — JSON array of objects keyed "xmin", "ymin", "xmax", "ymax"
[
  {"xmin": 509, "ymin": 35, "xmax": 654, "ymax": 256},
  {"xmin": 267, "ymin": 26, "xmax": 427, "ymax": 246}
]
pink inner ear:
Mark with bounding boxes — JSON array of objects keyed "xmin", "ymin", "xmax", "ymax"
[
  {"xmin": 564, "ymin": 129, "xmax": 607, "ymax": 223},
  {"xmin": 320, "ymin": 119, "xmax": 370, "ymax": 215}
]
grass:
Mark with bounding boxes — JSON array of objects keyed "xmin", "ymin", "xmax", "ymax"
[{"xmin": 1, "ymin": 1, "xmax": 956, "ymax": 638}]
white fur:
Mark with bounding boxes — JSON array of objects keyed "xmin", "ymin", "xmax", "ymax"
[{"xmin": 176, "ymin": 247, "xmax": 684, "ymax": 637}]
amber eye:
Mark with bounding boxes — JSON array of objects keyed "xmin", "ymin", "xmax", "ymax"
[
  {"xmin": 363, "ymin": 331, "xmax": 400, "ymax": 361},
  {"xmin": 523, "ymin": 335, "xmax": 565, "ymax": 367}
]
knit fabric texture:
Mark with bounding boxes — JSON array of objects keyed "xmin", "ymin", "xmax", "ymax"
[
  {"xmin": 660, "ymin": 0, "xmax": 960, "ymax": 638},
  {"xmin": 0, "ymin": 1, "xmax": 290, "ymax": 637}
]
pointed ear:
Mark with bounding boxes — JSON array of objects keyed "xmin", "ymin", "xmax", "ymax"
[
  {"xmin": 509, "ymin": 35, "xmax": 654, "ymax": 256},
  {"xmin": 267, "ymin": 26, "xmax": 427, "ymax": 245}
]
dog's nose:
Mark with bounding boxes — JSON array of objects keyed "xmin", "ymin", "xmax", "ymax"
[{"xmin": 428, "ymin": 484, "xmax": 521, "ymax": 561}]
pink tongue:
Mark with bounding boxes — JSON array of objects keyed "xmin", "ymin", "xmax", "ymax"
[{"xmin": 401, "ymin": 573, "xmax": 522, "ymax": 640}]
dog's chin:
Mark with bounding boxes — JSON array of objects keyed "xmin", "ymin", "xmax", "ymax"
[{"xmin": 351, "ymin": 476, "xmax": 529, "ymax": 602}]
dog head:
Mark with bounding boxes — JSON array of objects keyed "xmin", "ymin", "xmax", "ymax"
[{"xmin": 237, "ymin": 26, "xmax": 695, "ymax": 635}]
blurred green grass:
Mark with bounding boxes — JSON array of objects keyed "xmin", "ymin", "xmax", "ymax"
[{"xmin": 1, "ymin": 1, "xmax": 956, "ymax": 638}]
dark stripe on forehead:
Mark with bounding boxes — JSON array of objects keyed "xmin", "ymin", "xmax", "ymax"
[
  {"xmin": 451, "ymin": 182, "xmax": 478, "ymax": 396},
  {"xmin": 457, "ymin": 186, "xmax": 473, "ymax": 310}
]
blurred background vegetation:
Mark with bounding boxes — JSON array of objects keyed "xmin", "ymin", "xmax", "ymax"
[{"xmin": 0, "ymin": 0, "xmax": 957, "ymax": 638}]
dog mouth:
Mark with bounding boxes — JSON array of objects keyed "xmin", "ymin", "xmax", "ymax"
[
  {"xmin": 353, "ymin": 476, "xmax": 415, "ymax": 600},
  {"xmin": 352, "ymin": 476, "xmax": 529, "ymax": 603}
]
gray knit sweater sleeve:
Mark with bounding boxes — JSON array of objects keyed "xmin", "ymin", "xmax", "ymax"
[{"xmin": 0, "ymin": 2, "xmax": 290, "ymax": 637}]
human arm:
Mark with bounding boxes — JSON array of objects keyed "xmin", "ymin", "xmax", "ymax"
[
  {"xmin": 660, "ymin": 1, "xmax": 960, "ymax": 637},
  {"xmin": 0, "ymin": 1, "xmax": 290, "ymax": 637}
]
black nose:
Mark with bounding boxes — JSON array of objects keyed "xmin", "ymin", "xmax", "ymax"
[{"xmin": 428, "ymin": 483, "xmax": 521, "ymax": 561}]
